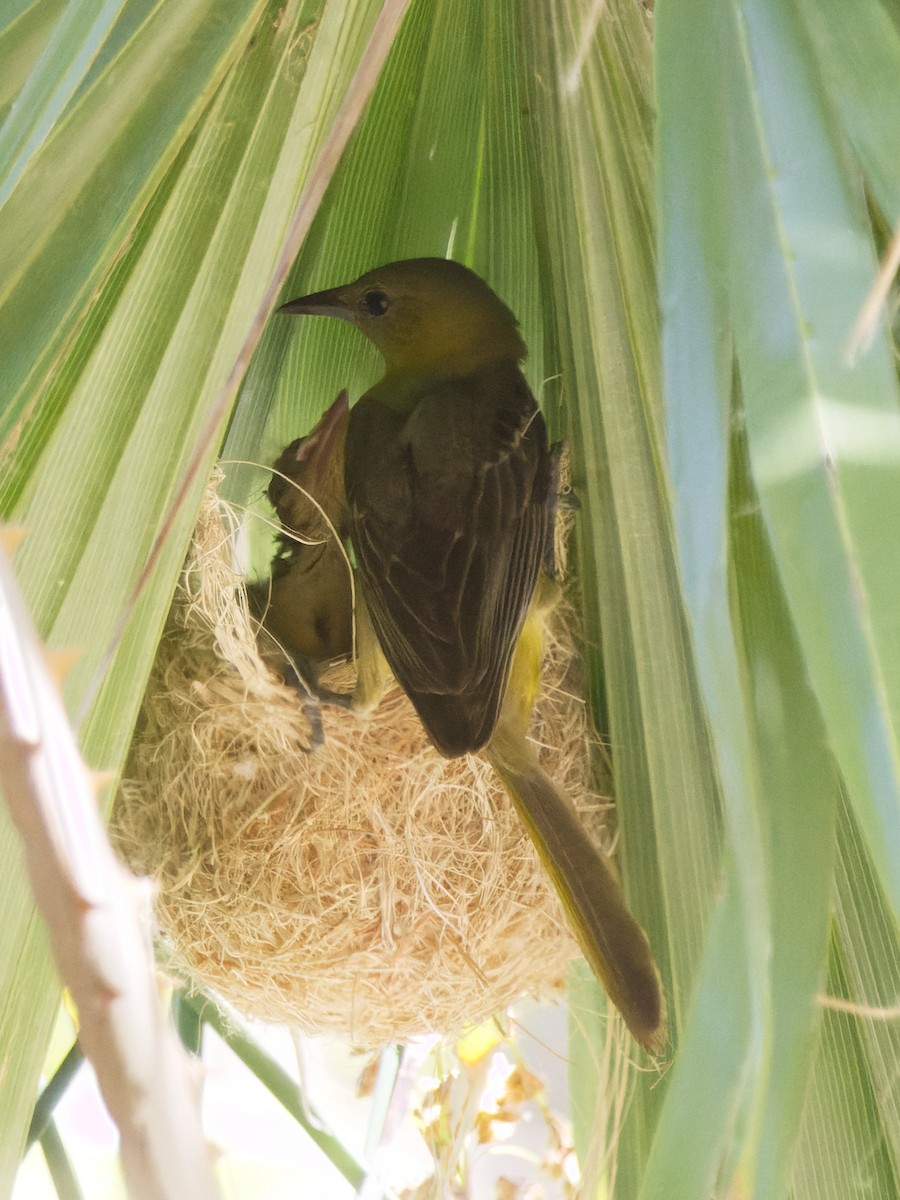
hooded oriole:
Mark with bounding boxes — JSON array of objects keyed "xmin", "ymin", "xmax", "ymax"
[{"xmin": 278, "ymin": 259, "xmax": 665, "ymax": 1051}]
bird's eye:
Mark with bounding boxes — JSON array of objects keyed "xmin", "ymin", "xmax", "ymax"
[{"xmin": 359, "ymin": 289, "xmax": 390, "ymax": 317}]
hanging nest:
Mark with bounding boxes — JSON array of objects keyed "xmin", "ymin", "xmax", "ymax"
[{"xmin": 113, "ymin": 482, "xmax": 611, "ymax": 1047}]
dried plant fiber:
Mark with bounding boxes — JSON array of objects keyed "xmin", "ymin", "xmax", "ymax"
[{"xmin": 113, "ymin": 484, "xmax": 610, "ymax": 1046}]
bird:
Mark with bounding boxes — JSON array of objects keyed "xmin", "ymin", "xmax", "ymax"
[
  {"xmin": 278, "ymin": 258, "xmax": 666, "ymax": 1052},
  {"xmin": 248, "ymin": 390, "xmax": 353, "ymax": 697}
]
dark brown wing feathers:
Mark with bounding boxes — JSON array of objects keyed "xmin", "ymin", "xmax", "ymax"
[{"xmin": 345, "ymin": 360, "xmax": 551, "ymax": 757}]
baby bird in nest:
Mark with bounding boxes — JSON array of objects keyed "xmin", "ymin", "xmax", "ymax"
[{"xmin": 247, "ymin": 391, "xmax": 355, "ymax": 735}]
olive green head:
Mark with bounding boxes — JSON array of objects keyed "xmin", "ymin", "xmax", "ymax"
[{"xmin": 279, "ymin": 258, "xmax": 526, "ymax": 376}]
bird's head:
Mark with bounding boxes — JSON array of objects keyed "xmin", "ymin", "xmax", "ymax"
[{"xmin": 279, "ymin": 258, "xmax": 527, "ymax": 378}]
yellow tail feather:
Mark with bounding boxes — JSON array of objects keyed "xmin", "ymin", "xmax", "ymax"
[{"xmin": 488, "ymin": 599, "xmax": 667, "ymax": 1053}]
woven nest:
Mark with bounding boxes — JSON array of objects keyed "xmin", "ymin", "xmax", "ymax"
[{"xmin": 113, "ymin": 485, "xmax": 611, "ymax": 1046}]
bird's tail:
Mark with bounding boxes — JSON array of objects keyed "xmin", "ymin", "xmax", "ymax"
[{"xmin": 487, "ymin": 729, "xmax": 666, "ymax": 1053}]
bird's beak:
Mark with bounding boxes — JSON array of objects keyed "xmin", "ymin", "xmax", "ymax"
[
  {"xmin": 309, "ymin": 389, "xmax": 349, "ymax": 449},
  {"xmin": 278, "ymin": 286, "xmax": 353, "ymax": 321},
  {"xmin": 296, "ymin": 389, "xmax": 350, "ymax": 488}
]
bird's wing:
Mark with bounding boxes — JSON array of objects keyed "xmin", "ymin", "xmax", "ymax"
[{"xmin": 345, "ymin": 360, "xmax": 551, "ymax": 756}]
